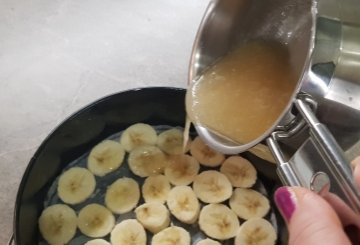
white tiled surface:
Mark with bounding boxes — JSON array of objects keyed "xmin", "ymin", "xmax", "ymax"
[{"xmin": 0, "ymin": 0, "xmax": 209, "ymax": 243}]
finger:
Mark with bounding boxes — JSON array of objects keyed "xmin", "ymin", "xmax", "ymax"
[
  {"xmin": 324, "ymin": 193, "xmax": 360, "ymax": 243},
  {"xmin": 324, "ymin": 192, "xmax": 360, "ymax": 228},
  {"xmin": 274, "ymin": 186, "xmax": 351, "ymax": 245},
  {"xmin": 351, "ymin": 156, "xmax": 360, "ymax": 188}
]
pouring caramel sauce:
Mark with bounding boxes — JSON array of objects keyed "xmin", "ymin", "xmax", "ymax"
[{"xmin": 186, "ymin": 41, "xmax": 297, "ymax": 144}]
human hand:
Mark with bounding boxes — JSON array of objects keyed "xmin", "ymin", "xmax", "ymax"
[{"xmin": 274, "ymin": 156, "xmax": 360, "ymax": 245}]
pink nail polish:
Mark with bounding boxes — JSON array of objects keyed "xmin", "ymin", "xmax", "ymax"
[{"xmin": 274, "ymin": 187, "xmax": 297, "ymax": 222}]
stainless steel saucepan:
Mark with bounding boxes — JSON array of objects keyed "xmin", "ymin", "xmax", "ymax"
[{"xmin": 189, "ymin": 0, "xmax": 360, "ymax": 216}]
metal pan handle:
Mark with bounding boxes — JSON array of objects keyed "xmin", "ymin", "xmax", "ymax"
[
  {"xmin": 295, "ymin": 99, "xmax": 360, "ymax": 213},
  {"xmin": 267, "ymin": 98, "xmax": 360, "ymax": 214}
]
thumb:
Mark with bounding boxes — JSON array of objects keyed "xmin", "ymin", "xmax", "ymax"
[
  {"xmin": 351, "ymin": 156, "xmax": 360, "ymax": 188},
  {"xmin": 274, "ymin": 186, "xmax": 351, "ymax": 245}
]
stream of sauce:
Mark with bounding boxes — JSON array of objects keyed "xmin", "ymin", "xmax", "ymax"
[{"xmin": 186, "ymin": 41, "xmax": 297, "ymax": 144}]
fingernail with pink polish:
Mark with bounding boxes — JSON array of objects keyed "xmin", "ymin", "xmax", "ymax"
[{"xmin": 274, "ymin": 187, "xmax": 297, "ymax": 222}]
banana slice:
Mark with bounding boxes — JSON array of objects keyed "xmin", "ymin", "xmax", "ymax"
[
  {"xmin": 151, "ymin": 226, "xmax": 191, "ymax": 245},
  {"xmin": 167, "ymin": 186, "xmax": 200, "ymax": 224},
  {"xmin": 105, "ymin": 177, "xmax": 140, "ymax": 214},
  {"xmin": 229, "ymin": 188, "xmax": 270, "ymax": 220},
  {"xmin": 57, "ymin": 167, "xmax": 96, "ymax": 205},
  {"xmin": 164, "ymin": 154, "xmax": 199, "ymax": 186},
  {"xmin": 135, "ymin": 203, "xmax": 170, "ymax": 233},
  {"xmin": 248, "ymin": 143, "xmax": 276, "ymax": 163},
  {"xmin": 142, "ymin": 175, "xmax": 171, "ymax": 204},
  {"xmin": 78, "ymin": 203, "xmax": 115, "ymax": 238},
  {"xmin": 220, "ymin": 156, "xmax": 257, "ymax": 188},
  {"xmin": 196, "ymin": 238, "xmax": 221, "ymax": 245},
  {"xmin": 128, "ymin": 145, "xmax": 167, "ymax": 177},
  {"xmin": 38, "ymin": 204, "xmax": 77, "ymax": 245},
  {"xmin": 120, "ymin": 123, "xmax": 157, "ymax": 152},
  {"xmin": 199, "ymin": 204, "xmax": 240, "ymax": 240},
  {"xmin": 183, "ymin": 117, "xmax": 192, "ymax": 153},
  {"xmin": 193, "ymin": 170, "xmax": 232, "ymax": 203},
  {"xmin": 235, "ymin": 218, "xmax": 277, "ymax": 245},
  {"xmin": 111, "ymin": 219, "xmax": 147, "ymax": 245},
  {"xmin": 189, "ymin": 136, "xmax": 225, "ymax": 167},
  {"xmin": 157, "ymin": 128, "xmax": 187, "ymax": 155},
  {"xmin": 88, "ymin": 140, "xmax": 125, "ymax": 176},
  {"xmin": 85, "ymin": 239, "xmax": 111, "ymax": 245}
]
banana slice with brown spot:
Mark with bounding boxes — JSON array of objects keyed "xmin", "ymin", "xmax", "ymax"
[
  {"xmin": 199, "ymin": 204, "xmax": 240, "ymax": 240},
  {"xmin": 57, "ymin": 167, "xmax": 96, "ymax": 205},
  {"xmin": 128, "ymin": 145, "xmax": 167, "ymax": 177},
  {"xmin": 167, "ymin": 186, "xmax": 200, "ymax": 224},
  {"xmin": 120, "ymin": 123, "xmax": 157, "ymax": 152},
  {"xmin": 142, "ymin": 174, "xmax": 171, "ymax": 204},
  {"xmin": 190, "ymin": 136, "xmax": 225, "ymax": 167},
  {"xmin": 135, "ymin": 203, "xmax": 170, "ymax": 233},
  {"xmin": 78, "ymin": 203, "xmax": 115, "ymax": 238},
  {"xmin": 38, "ymin": 204, "xmax": 77, "ymax": 245},
  {"xmin": 151, "ymin": 226, "xmax": 191, "ymax": 245},
  {"xmin": 164, "ymin": 154, "xmax": 199, "ymax": 186},
  {"xmin": 157, "ymin": 128, "xmax": 186, "ymax": 155},
  {"xmin": 229, "ymin": 188, "xmax": 270, "ymax": 220},
  {"xmin": 105, "ymin": 177, "xmax": 140, "ymax": 214},
  {"xmin": 220, "ymin": 156, "xmax": 257, "ymax": 188},
  {"xmin": 235, "ymin": 218, "xmax": 277, "ymax": 245},
  {"xmin": 88, "ymin": 140, "xmax": 125, "ymax": 176},
  {"xmin": 193, "ymin": 170, "xmax": 232, "ymax": 203},
  {"xmin": 111, "ymin": 219, "xmax": 147, "ymax": 245}
]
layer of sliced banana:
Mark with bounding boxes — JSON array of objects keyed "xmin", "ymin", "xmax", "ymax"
[
  {"xmin": 190, "ymin": 136, "xmax": 225, "ymax": 167},
  {"xmin": 235, "ymin": 218, "xmax": 277, "ymax": 245},
  {"xmin": 135, "ymin": 202, "xmax": 170, "ymax": 233},
  {"xmin": 88, "ymin": 140, "xmax": 125, "ymax": 176},
  {"xmin": 151, "ymin": 226, "xmax": 191, "ymax": 245},
  {"xmin": 105, "ymin": 177, "xmax": 140, "ymax": 214},
  {"xmin": 142, "ymin": 174, "xmax": 171, "ymax": 204},
  {"xmin": 165, "ymin": 154, "xmax": 200, "ymax": 186},
  {"xmin": 78, "ymin": 203, "xmax": 115, "ymax": 238},
  {"xmin": 167, "ymin": 185, "xmax": 200, "ymax": 224},
  {"xmin": 120, "ymin": 123, "xmax": 158, "ymax": 152},
  {"xmin": 57, "ymin": 167, "xmax": 96, "ymax": 204},
  {"xmin": 111, "ymin": 219, "xmax": 147, "ymax": 245},
  {"xmin": 38, "ymin": 204, "xmax": 77, "ymax": 245},
  {"xmin": 41, "ymin": 124, "xmax": 277, "ymax": 244}
]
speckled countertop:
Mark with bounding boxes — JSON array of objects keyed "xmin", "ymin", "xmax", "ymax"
[
  {"xmin": 0, "ymin": 0, "xmax": 209, "ymax": 243},
  {"xmin": 3, "ymin": 1, "xmax": 360, "ymax": 244}
]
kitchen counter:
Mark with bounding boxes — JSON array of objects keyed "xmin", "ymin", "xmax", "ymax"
[{"xmin": 0, "ymin": 0, "xmax": 208, "ymax": 243}]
